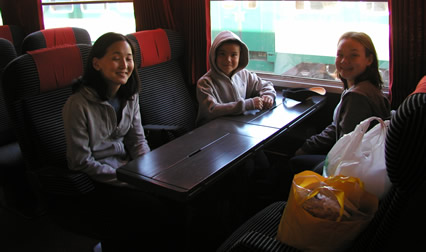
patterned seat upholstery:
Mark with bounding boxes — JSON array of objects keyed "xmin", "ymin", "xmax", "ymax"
[
  {"xmin": 126, "ymin": 29, "xmax": 197, "ymax": 149},
  {"xmin": 0, "ymin": 38, "xmax": 18, "ymax": 145},
  {"xmin": 0, "ymin": 37, "xmax": 30, "ymax": 216},
  {"xmin": 0, "ymin": 25, "xmax": 25, "ymax": 54},
  {"xmin": 22, "ymin": 27, "xmax": 92, "ymax": 52},
  {"xmin": 218, "ymin": 90, "xmax": 426, "ymax": 251},
  {"xmin": 2, "ymin": 44, "xmax": 94, "ymax": 195}
]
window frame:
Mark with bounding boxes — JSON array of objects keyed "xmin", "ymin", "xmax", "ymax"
[
  {"xmin": 211, "ymin": 0, "xmax": 389, "ymax": 94},
  {"xmin": 41, "ymin": 0, "xmax": 133, "ymax": 5}
]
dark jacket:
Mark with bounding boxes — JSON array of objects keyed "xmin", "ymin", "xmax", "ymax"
[{"xmin": 301, "ymin": 81, "xmax": 391, "ymax": 155}]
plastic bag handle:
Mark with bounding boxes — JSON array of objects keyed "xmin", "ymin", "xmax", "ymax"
[{"xmin": 357, "ymin": 116, "xmax": 386, "ymax": 134}]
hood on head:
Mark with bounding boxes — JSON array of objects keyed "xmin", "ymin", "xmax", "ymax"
[{"xmin": 209, "ymin": 31, "xmax": 249, "ymax": 77}]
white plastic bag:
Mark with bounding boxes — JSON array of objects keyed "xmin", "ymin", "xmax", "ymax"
[{"xmin": 323, "ymin": 116, "xmax": 391, "ymax": 199}]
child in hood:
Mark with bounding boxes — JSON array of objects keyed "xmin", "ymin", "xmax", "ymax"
[{"xmin": 196, "ymin": 31, "xmax": 276, "ymax": 125}]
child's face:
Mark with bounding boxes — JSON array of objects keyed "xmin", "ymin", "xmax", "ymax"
[
  {"xmin": 92, "ymin": 40, "xmax": 134, "ymax": 87},
  {"xmin": 216, "ymin": 42, "xmax": 240, "ymax": 77},
  {"xmin": 335, "ymin": 38, "xmax": 373, "ymax": 85}
]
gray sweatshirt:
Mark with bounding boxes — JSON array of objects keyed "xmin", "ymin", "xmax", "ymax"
[
  {"xmin": 196, "ymin": 31, "xmax": 276, "ymax": 126},
  {"xmin": 63, "ymin": 86, "xmax": 150, "ymax": 186}
]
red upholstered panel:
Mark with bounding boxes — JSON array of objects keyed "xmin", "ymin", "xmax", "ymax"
[
  {"xmin": 0, "ymin": 25, "xmax": 14, "ymax": 43},
  {"xmin": 132, "ymin": 29, "xmax": 171, "ymax": 67},
  {"xmin": 41, "ymin": 27, "xmax": 76, "ymax": 48},
  {"xmin": 28, "ymin": 45, "xmax": 83, "ymax": 93},
  {"xmin": 412, "ymin": 76, "xmax": 426, "ymax": 95}
]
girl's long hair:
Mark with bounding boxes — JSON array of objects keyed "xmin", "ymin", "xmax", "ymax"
[{"xmin": 337, "ymin": 32, "xmax": 383, "ymax": 90}]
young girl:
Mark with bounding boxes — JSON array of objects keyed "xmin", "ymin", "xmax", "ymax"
[
  {"xmin": 291, "ymin": 31, "xmax": 391, "ymax": 174},
  {"xmin": 196, "ymin": 30, "xmax": 276, "ymax": 126},
  {"xmin": 63, "ymin": 32, "xmax": 150, "ymax": 186}
]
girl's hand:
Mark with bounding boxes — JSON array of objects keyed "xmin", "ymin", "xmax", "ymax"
[
  {"xmin": 262, "ymin": 95, "xmax": 274, "ymax": 109},
  {"xmin": 253, "ymin": 97, "xmax": 263, "ymax": 110}
]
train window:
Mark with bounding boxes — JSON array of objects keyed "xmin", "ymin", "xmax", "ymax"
[
  {"xmin": 0, "ymin": 10, "xmax": 2, "ymax": 25},
  {"xmin": 41, "ymin": 0, "xmax": 135, "ymax": 43},
  {"xmin": 211, "ymin": 1, "xmax": 390, "ymax": 89}
]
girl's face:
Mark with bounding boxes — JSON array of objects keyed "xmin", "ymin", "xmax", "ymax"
[
  {"xmin": 216, "ymin": 42, "xmax": 240, "ymax": 77},
  {"xmin": 92, "ymin": 40, "xmax": 134, "ymax": 87},
  {"xmin": 335, "ymin": 38, "xmax": 373, "ymax": 86}
]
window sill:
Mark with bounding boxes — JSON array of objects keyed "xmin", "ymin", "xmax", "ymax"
[{"xmin": 257, "ymin": 72, "xmax": 389, "ymax": 96}]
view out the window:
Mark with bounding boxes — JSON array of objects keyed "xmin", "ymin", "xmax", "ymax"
[
  {"xmin": 211, "ymin": 1, "xmax": 389, "ymax": 87},
  {"xmin": 41, "ymin": 0, "xmax": 135, "ymax": 43}
]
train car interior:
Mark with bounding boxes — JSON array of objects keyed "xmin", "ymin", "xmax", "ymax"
[{"xmin": 1, "ymin": 0, "xmax": 425, "ymax": 251}]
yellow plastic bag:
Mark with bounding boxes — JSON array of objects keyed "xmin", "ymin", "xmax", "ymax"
[{"xmin": 276, "ymin": 171, "xmax": 378, "ymax": 252}]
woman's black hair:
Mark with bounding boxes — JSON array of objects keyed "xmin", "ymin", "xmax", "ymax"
[{"xmin": 75, "ymin": 32, "xmax": 140, "ymax": 101}]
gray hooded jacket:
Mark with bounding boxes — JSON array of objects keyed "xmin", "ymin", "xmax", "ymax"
[
  {"xmin": 63, "ymin": 86, "xmax": 150, "ymax": 186},
  {"xmin": 196, "ymin": 31, "xmax": 276, "ymax": 125}
]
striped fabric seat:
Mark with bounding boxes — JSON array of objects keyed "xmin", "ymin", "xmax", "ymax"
[
  {"xmin": 0, "ymin": 25, "xmax": 25, "ymax": 54},
  {"xmin": 0, "ymin": 38, "xmax": 18, "ymax": 145},
  {"xmin": 2, "ymin": 44, "xmax": 94, "ymax": 195},
  {"xmin": 126, "ymin": 29, "xmax": 197, "ymax": 148},
  {"xmin": 218, "ymin": 92, "xmax": 426, "ymax": 251},
  {"xmin": 22, "ymin": 27, "xmax": 92, "ymax": 53}
]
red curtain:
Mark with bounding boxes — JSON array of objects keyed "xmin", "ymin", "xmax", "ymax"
[
  {"xmin": 389, "ymin": 0, "xmax": 426, "ymax": 109},
  {"xmin": 0, "ymin": 0, "xmax": 44, "ymax": 35},
  {"xmin": 133, "ymin": 0, "xmax": 211, "ymax": 86},
  {"xmin": 133, "ymin": 0, "xmax": 175, "ymax": 31}
]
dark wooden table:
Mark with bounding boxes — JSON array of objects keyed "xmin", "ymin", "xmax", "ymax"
[{"xmin": 117, "ymin": 92, "xmax": 326, "ymax": 201}]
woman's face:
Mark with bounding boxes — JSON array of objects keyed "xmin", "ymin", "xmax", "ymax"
[
  {"xmin": 335, "ymin": 38, "xmax": 373, "ymax": 86},
  {"xmin": 92, "ymin": 40, "xmax": 134, "ymax": 87}
]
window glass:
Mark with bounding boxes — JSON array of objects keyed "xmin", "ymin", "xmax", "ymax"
[
  {"xmin": 41, "ymin": 1, "xmax": 135, "ymax": 43},
  {"xmin": 211, "ymin": 1, "xmax": 389, "ymax": 87}
]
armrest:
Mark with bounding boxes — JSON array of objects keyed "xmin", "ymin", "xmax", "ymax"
[
  {"xmin": 37, "ymin": 166, "xmax": 95, "ymax": 196},
  {"xmin": 143, "ymin": 124, "xmax": 184, "ymax": 149},
  {"xmin": 229, "ymin": 231, "xmax": 299, "ymax": 252}
]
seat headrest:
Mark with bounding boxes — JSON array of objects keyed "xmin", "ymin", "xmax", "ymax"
[
  {"xmin": 22, "ymin": 27, "xmax": 91, "ymax": 52},
  {"xmin": 2, "ymin": 44, "xmax": 91, "ymax": 102},
  {"xmin": 0, "ymin": 38, "xmax": 18, "ymax": 70},
  {"xmin": 127, "ymin": 29, "xmax": 172, "ymax": 68},
  {"xmin": 386, "ymin": 93, "xmax": 426, "ymax": 192},
  {"xmin": 0, "ymin": 25, "xmax": 14, "ymax": 43},
  {"xmin": 41, "ymin": 27, "xmax": 77, "ymax": 48},
  {"xmin": 28, "ymin": 45, "xmax": 84, "ymax": 93},
  {"xmin": 411, "ymin": 76, "xmax": 426, "ymax": 95}
]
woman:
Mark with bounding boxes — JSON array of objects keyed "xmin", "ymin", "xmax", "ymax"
[
  {"xmin": 63, "ymin": 32, "xmax": 149, "ymax": 186},
  {"xmin": 290, "ymin": 31, "xmax": 391, "ymax": 175},
  {"xmin": 63, "ymin": 33, "xmax": 181, "ymax": 250}
]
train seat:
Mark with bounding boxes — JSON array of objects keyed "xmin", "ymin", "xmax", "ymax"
[
  {"xmin": 126, "ymin": 29, "xmax": 197, "ymax": 149},
  {"xmin": 0, "ymin": 44, "xmax": 114, "ymax": 239},
  {"xmin": 0, "ymin": 37, "xmax": 31, "ymax": 216},
  {"xmin": 21, "ymin": 27, "xmax": 92, "ymax": 53},
  {"xmin": 0, "ymin": 38, "xmax": 18, "ymax": 145},
  {"xmin": 0, "ymin": 25, "xmax": 25, "ymax": 55},
  {"xmin": 217, "ymin": 87, "xmax": 426, "ymax": 251}
]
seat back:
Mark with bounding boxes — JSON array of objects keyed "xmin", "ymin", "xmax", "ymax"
[
  {"xmin": 126, "ymin": 29, "xmax": 197, "ymax": 137},
  {"xmin": 22, "ymin": 27, "xmax": 91, "ymax": 52},
  {"xmin": 351, "ymin": 92, "xmax": 426, "ymax": 250},
  {"xmin": 217, "ymin": 87, "xmax": 426, "ymax": 251},
  {"xmin": 0, "ymin": 25, "xmax": 24, "ymax": 54},
  {"xmin": 2, "ymin": 44, "xmax": 91, "ymax": 173},
  {"xmin": 0, "ymin": 38, "xmax": 18, "ymax": 146}
]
